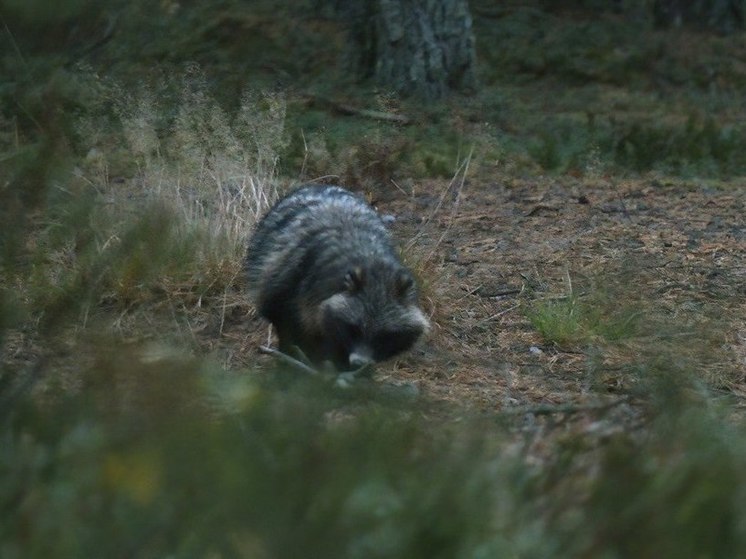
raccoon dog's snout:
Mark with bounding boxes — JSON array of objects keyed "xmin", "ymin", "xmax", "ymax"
[{"xmin": 245, "ymin": 184, "xmax": 429, "ymax": 372}]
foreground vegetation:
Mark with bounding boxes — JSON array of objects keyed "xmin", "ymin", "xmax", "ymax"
[
  {"xmin": 4, "ymin": 345, "xmax": 746, "ymax": 558},
  {"xmin": 2, "ymin": 1, "xmax": 746, "ymax": 557}
]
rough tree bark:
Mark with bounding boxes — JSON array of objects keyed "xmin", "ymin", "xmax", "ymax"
[{"xmin": 342, "ymin": 0, "xmax": 477, "ymax": 100}]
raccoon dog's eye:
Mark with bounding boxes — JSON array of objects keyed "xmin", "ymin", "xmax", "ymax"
[
  {"xmin": 344, "ymin": 267, "xmax": 365, "ymax": 293},
  {"xmin": 346, "ymin": 322, "xmax": 363, "ymax": 340},
  {"xmin": 395, "ymin": 271, "xmax": 415, "ymax": 298}
]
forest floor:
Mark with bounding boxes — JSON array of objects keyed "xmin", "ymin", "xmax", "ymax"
[
  {"xmin": 7, "ymin": 1, "xmax": 746, "ymax": 423},
  {"xmin": 221, "ymin": 173, "xmax": 746, "ymax": 421}
]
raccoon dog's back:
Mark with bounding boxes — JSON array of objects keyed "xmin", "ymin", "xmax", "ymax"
[{"xmin": 246, "ymin": 184, "xmax": 428, "ymax": 370}]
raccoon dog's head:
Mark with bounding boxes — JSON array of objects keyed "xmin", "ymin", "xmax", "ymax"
[{"xmin": 316, "ymin": 264, "xmax": 429, "ymax": 370}]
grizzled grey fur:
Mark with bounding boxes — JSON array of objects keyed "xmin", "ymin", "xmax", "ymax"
[{"xmin": 246, "ymin": 184, "xmax": 429, "ymax": 371}]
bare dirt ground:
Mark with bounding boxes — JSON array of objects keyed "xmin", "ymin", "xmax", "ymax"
[{"xmin": 226, "ymin": 175, "xmax": 746, "ymax": 415}]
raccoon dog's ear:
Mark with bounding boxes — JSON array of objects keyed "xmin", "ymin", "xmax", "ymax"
[
  {"xmin": 344, "ymin": 267, "xmax": 366, "ymax": 293},
  {"xmin": 395, "ymin": 269, "xmax": 415, "ymax": 298}
]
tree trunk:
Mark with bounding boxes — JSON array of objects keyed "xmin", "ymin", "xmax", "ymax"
[
  {"xmin": 344, "ymin": 0, "xmax": 477, "ymax": 100},
  {"xmin": 653, "ymin": 0, "xmax": 744, "ymax": 33}
]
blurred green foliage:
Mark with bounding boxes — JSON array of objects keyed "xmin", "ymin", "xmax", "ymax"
[{"xmin": 4, "ymin": 338, "xmax": 746, "ymax": 557}]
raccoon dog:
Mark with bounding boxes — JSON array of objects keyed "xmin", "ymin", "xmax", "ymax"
[{"xmin": 246, "ymin": 184, "xmax": 429, "ymax": 371}]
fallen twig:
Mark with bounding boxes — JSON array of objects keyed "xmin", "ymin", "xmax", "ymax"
[
  {"xmin": 257, "ymin": 345, "xmax": 375, "ymax": 384},
  {"xmin": 501, "ymin": 396, "xmax": 631, "ymax": 417},
  {"xmin": 524, "ymin": 203, "xmax": 559, "ymax": 217},
  {"xmin": 475, "ymin": 286, "xmax": 522, "ymax": 298},
  {"xmin": 305, "ymin": 95, "xmax": 411, "ymax": 125},
  {"xmin": 480, "ymin": 303, "xmax": 520, "ymax": 324},
  {"xmin": 258, "ymin": 345, "xmax": 319, "ymax": 376}
]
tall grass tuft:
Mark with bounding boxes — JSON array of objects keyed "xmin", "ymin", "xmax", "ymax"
[{"xmin": 81, "ymin": 66, "xmax": 287, "ymax": 298}]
